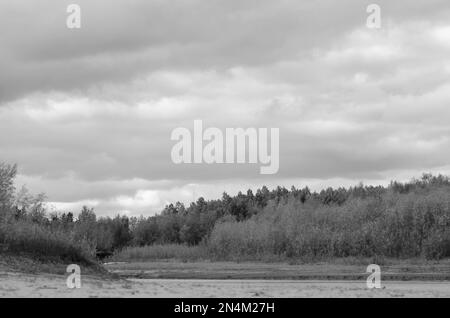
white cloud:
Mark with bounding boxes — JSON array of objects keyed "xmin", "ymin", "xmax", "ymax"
[{"xmin": 432, "ymin": 25, "xmax": 450, "ymax": 47}]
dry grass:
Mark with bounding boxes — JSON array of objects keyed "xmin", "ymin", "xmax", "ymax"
[
  {"xmin": 0, "ymin": 219, "xmax": 95, "ymax": 265},
  {"xmin": 111, "ymin": 244, "xmax": 208, "ymax": 262}
]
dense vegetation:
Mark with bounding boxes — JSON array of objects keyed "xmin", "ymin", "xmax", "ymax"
[{"xmin": 1, "ymin": 161, "xmax": 449, "ymax": 263}]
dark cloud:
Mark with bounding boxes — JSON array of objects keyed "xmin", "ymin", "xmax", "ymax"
[
  {"xmin": 2, "ymin": 0, "xmax": 448, "ymax": 103},
  {"xmin": 1, "ymin": 0, "xmax": 450, "ymax": 215}
]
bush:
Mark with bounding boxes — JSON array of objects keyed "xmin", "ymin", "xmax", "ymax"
[
  {"xmin": 207, "ymin": 189, "xmax": 450, "ymax": 260},
  {"xmin": 0, "ymin": 219, "xmax": 94, "ymax": 264},
  {"xmin": 0, "ymin": 162, "xmax": 96, "ymax": 264},
  {"xmin": 2, "ymin": 161, "xmax": 449, "ymax": 263}
]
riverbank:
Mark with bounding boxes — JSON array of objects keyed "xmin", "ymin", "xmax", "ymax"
[{"xmin": 1, "ymin": 256, "xmax": 449, "ymax": 297}]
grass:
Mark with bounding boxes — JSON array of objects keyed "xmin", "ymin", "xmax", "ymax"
[
  {"xmin": 0, "ymin": 254, "xmax": 108, "ymax": 277},
  {"xmin": 110, "ymin": 244, "xmax": 209, "ymax": 262},
  {"xmin": 107, "ymin": 243, "xmax": 450, "ymax": 281},
  {"xmin": 105, "ymin": 258, "xmax": 450, "ymax": 281}
]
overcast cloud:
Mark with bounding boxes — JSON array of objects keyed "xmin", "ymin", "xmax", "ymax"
[{"xmin": 1, "ymin": 0, "xmax": 450, "ymax": 216}]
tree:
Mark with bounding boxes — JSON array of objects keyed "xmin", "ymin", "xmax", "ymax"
[
  {"xmin": 111, "ymin": 215, "xmax": 132, "ymax": 248},
  {"xmin": 0, "ymin": 163, "xmax": 17, "ymax": 211},
  {"xmin": 74, "ymin": 206, "xmax": 98, "ymax": 250}
]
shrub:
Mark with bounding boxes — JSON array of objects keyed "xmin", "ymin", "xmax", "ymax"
[
  {"xmin": 0, "ymin": 219, "xmax": 94, "ymax": 264},
  {"xmin": 207, "ymin": 189, "xmax": 450, "ymax": 260}
]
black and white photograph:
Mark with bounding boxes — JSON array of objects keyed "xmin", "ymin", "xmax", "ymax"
[{"xmin": 0, "ymin": 0, "xmax": 450, "ymax": 304}]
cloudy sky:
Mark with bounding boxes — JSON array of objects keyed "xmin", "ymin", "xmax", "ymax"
[{"xmin": 1, "ymin": 0, "xmax": 450, "ymax": 216}]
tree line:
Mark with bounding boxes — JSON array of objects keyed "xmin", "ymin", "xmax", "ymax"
[{"xmin": 1, "ymin": 162, "xmax": 449, "ymax": 262}]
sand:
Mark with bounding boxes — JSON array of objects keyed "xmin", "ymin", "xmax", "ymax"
[{"xmin": 1, "ymin": 271, "xmax": 449, "ymax": 298}]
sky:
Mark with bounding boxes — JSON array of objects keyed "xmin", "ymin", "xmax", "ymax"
[{"xmin": 1, "ymin": 0, "xmax": 450, "ymax": 216}]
